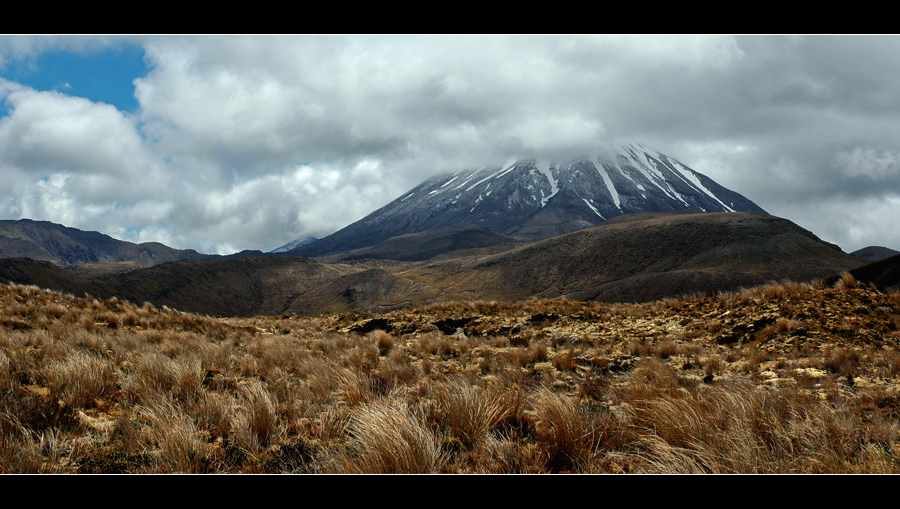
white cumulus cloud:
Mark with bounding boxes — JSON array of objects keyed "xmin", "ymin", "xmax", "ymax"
[{"xmin": 2, "ymin": 34, "xmax": 900, "ymax": 254}]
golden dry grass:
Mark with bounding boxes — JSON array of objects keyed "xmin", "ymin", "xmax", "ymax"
[{"xmin": 1, "ymin": 279, "xmax": 899, "ymax": 473}]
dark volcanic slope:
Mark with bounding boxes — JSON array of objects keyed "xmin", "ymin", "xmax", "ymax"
[
  {"xmin": 845, "ymin": 253, "xmax": 900, "ymax": 291},
  {"xmin": 0, "ymin": 218, "xmax": 209, "ymax": 268},
  {"xmin": 0, "ymin": 258, "xmax": 94, "ymax": 296},
  {"xmin": 88, "ymin": 256, "xmax": 349, "ymax": 317},
  {"xmin": 850, "ymin": 246, "xmax": 900, "ymax": 262},
  {"xmin": 0, "ymin": 255, "xmax": 440, "ymax": 318},
  {"xmin": 325, "ymin": 224, "xmax": 522, "ymax": 262},
  {"xmin": 402, "ymin": 212, "xmax": 868, "ymax": 304}
]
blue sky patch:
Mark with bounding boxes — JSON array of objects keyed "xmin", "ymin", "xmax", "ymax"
[{"xmin": 0, "ymin": 41, "xmax": 147, "ymax": 113}]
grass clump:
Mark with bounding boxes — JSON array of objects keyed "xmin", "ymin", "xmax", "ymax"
[{"xmin": 329, "ymin": 400, "xmax": 445, "ymax": 474}]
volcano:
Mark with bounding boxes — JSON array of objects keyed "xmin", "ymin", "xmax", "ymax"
[{"xmin": 290, "ymin": 142, "xmax": 766, "ymax": 258}]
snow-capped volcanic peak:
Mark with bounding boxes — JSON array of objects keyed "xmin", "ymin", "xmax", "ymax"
[
  {"xmin": 292, "ymin": 143, "xmax": 767, "ymax": 257},
  {"xmin": 402, "ymin": 143, "xmax": 759, "ymax": 221}
]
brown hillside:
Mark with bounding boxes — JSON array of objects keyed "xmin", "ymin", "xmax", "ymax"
[
  {"xmin": 0, "ymin": 212, "xmax": 868, "ymax": 317},
  {"xmin": 0, "ymin": 258, "xmax": 93, "ymax": 296},
  {"xmin": 0, "ymin": 219, "xmax": 210, "ymax": 269},
  {"xmin": 90, "ymin": 256, "xmax": 357, "ymax": 317},
  {"xmin": 322, "ymin": 224, "xmax": 522, "ymax": 263},
  {"xmin": 402, "ymin": 212, "xmax": 866, "ymax": 303}
]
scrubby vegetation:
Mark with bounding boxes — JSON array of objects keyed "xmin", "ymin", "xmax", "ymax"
[{"xmin": 1, "ymin": 277, "xmax": 899, "ymax": 473}]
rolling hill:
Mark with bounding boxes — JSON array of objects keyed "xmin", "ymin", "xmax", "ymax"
[
  {"xmin": 0, "ymin": 212, "xmax": 868, "ymax": 317},
  {"xmin": 0, "ymin": 219, "xmax": 210, "ymax": 270},
  {"xmin": 397, "ymin": 211, "xmax": 867, "ymax": 304}
]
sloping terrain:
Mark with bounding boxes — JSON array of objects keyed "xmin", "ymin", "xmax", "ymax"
[
  {"xmin": 0, "ymin": 218, "xmax": 273, "ymax": 276},
  {"xmin": 0, "ymin": 258, "xmax": 94, "ymax": 296},
  {"xmin": 88, "ymin": 256, "xmax": 339, "ymax": 317},
  {"xmin": 0, "ymin": 254, "xmax": 441, "ymax": 317},
  {"xmin": 291, "ymin": 143, "xmax": 766, "ymax": 258},
  {"xmin": 320, "ymin": 224, "xmax": 522, "ymax": 262},
  {"xmin": 851, "ymin": 246, "xmax": 900, "ymax": 262},
  {"xmin": 0, "ymin": 212, "xmax": 869, "ymax": 317},
  {"xmin": 269, "ymin": 235, "xmax": 318, "ymax": 253},
  {"xmin": 0, "ymin": 219, "xmax": 210, "ymax": 269},
  {"xmin": 844, "ymin": 253, "xmax": 900, "ymax": 291},
  {"xmin": 399, "ymin": 212, "xmax": 867, "ymax": 304}
]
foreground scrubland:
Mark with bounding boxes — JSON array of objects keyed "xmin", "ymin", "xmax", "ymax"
[{"xmin": 1, "ymin": 275, "xmax": 899, "ymax": 474}]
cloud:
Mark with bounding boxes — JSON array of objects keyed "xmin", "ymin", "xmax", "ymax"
[
  {"xmin": 2, "ymin": 34, "xmax": 900, "ymax": 254},
  {"xmin": 0, "ymin": 85, "xmax": 152, "ymax": 179},
  {"xmin": 775, "ymin": 195, "xmax": 900, "ymax": 254},
  {"xmin": 0, "ymin": 80, "xmax": 176, "ymax": 234},
  {"xmin": 835, "ymin": 148, "xmax": 900, "ymax": 180}
]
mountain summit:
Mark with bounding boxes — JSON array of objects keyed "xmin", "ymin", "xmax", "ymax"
[{"xmin": 292, "ymin": 142, "xmax": 767, "ymax": 257}]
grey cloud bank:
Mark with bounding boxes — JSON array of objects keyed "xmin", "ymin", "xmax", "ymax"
[{"xmin": 1, "ymin": 34, "xmax": 899, "ymax": 254}]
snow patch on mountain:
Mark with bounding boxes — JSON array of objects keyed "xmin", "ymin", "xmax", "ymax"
[
  {"xmin": 583, "ymin": 198, "xmax": 605, "ymax": 218},
  {"xmin": 674, "ymin": 162, "xmax": 736, "ymax": 212},
  {"xmin": 537, "ymin": 162, "xmax": 559, "ymax": 207},
  {"xmin": 596, "ymin": 162, "xmax": 621, "ymax": 209}
]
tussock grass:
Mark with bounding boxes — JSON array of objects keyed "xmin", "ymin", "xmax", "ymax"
[
  {"xmin": 328, "ymin": 400, "xmax": 445, "ymax": 474},
  {"xmin": 436, "ymin": 378, "xmax": 506, "ymax": 449},
  {"xmin": 624, "ymin": 372, "xmax": 900, "ymax": 474},
  {"xmin": 235, "ymin": 379, "xmax": 280, "ymax": 452},
  {"xmin": 42, "ymin": 350, "xmax": 117, "ymax": 408},
  {"xmin": 139, "ymin": 394, "xmax": 209, "ymax": 473},
  {"xmin": 2, "ymin": 280, "xmax": 900, "ymax": 473},
  {"xmin": 525, "ymin": 388, "xmax": 603, "ymax": 472},
  {"xmin": 0, "ymin": 428, "xmax": 73, "ymax": 474}
]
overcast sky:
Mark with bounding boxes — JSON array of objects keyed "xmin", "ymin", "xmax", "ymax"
[{"xmin": 1, "ymin": 34, "xmax": 899, "ymax": 255}]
